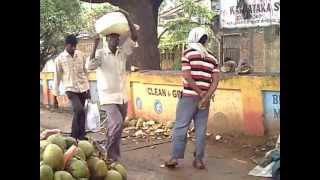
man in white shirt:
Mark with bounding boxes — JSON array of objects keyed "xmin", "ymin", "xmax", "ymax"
[
  {"xmin": 86, "ymin": 10, "xmax": 138, "ymax": 162},
  {"xmin": 53, "ymin": 34, "xmax": 90, "ymax": 140}
]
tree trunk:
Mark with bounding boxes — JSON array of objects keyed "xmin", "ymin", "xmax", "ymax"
[
  {"xmin": 40, "ymin": 60, "xmax": 46, "ymax": 72},
  {"xmin": 118, "ymin": 0, "xmax": 161, "ymax": 70}
]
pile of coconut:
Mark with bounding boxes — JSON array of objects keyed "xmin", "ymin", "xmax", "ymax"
[{"xmin": 40, "ymin": 131, "xmax": 126, "ymax": 180}]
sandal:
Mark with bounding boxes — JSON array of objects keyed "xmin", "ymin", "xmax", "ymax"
[
  {"xmin": 164, "ymin": 159, "xmax": 178, "ymax": 168},
  {"xmin": 193, "ymin": 159, "xmax": 206, "ymax": 169}
]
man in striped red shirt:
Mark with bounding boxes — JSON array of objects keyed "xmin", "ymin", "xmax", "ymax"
[{"xmin": 165, "ymin": 27, "xmax": 220, "ymax": 169}]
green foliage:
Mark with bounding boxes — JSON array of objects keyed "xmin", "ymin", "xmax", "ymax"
[
  {"xmin": 40, "ymin": 0, "xmax": 116, "ymax": 71},
  {"xmin": 158, "ymin": 0, "xmax": 221, "ymax": 70},
  {"xmin": 40, "ymin": 0, "xmax": 82, "ymax": 70},
  {"xmin": 159, "ymin": 0, "xmax": 217, "ymax": 46},
  {"xmin": 80, "ymin": 3, "xmax": 118, "ymax": 33},
  {"xmin": 171, "ymin": 58, "xmax": 182, "ymax": 70}
]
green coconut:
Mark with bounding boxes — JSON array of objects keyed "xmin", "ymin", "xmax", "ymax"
[
  {"xmin": 67, "ymin": 159, "xmax": 90, "ymax": 178},
  {"xmin": 78, "ymin": 141, "xmax": 94, "ymax": 158},
  {"xmin": 40, "ymin": 164, "xmax": 54, "ymax": 180},
  {"xmin": 54, "ymin": 171, "xmax": 74, "ymax": 180},
  {"xmin": 43, "ymin": 144, "xmax": 64, "ymax": 171},
  {"xmin": 105, "ymin": 170, "xmax": 122, "ymax": 180},
  {"xmin": 87, "ymin": 157, "xmax": 108, "ymax": 177},
  {"xmin": 47, "ymin": 134, "xmax": 67, "ymax": 150},
  {"xmin": 41, "ymin": 140, "xmax": 50, "ymax": 161},
  {"xmin": 111, "ymin": 163, "xmax": 127, "ymax": 180},
  {"xmin": 87, "ymin": 157, "xmax": 99, "ymax": 171},
  {"xmin": 74, "ymin": 147, "xmax": 86, "ymax": 161},
  {"xmin": 64, "ymin": 137, "xmax": 77, "ymax": 149}
]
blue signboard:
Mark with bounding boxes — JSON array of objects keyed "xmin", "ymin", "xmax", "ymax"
[
  {"xmin": 263, "ymin": 91, "xmax": 280, "ymax": 122},
  {"xmin": 136, "ymin": 97, "xmax": 142, "ymax": 109},
  {"xmin": 48, "ymin": 80, "xmax": 66, "ymax": 96},
  {"xmin": 48, "ymin": 80, "xmax": 53, "ymax": 90},
  {"xmin": 58, "ymin": 83, "xmax": 66, "ymax": 96},
  {"xmin": 154, "ymin": 100, "xmax": 163, "ymax": 114}
]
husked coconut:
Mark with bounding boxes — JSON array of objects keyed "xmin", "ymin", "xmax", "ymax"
[
  {"xmin": 40, "ymin": 140, "xmax": 50, "ymax": 161},
  {"xmin": 54, "ymin": 171, "xmax": 74, "ymax": 180},
  {"xmin": 64, "ymin": 137, "xmax": 77, "ymax": 149},
  {"xmin": 87, "ymin": 157, "xmax": 108, "ymax": 177},
  {"xmin": 105, "ymin": 170, "xmax": 123, "ymax": 180},
  {"xmin": 111, "ymin": 162, "xmax": 127, "ymax": 180},
  {"xmin": 40, "ymin": 164, "xmax": 54, "ymax": 180},
  {"xmin": 47, "ymin": 134, "xmax": 67, "ymax": 150},
  {"xmin": 78, "ymin": 141, "xmax": 95, "ymax": 158},
  {"xmin": 67, "ymin": 159, "xmax": 90, "ymax": 178},
  {"xmin": 43, "ymin": 144, "xmax": 64, "ymax": 170}
]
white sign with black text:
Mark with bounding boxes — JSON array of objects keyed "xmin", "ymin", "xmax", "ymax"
[{"xmin": 220, "ymin": 0, "xmax": 280, "ymax": 28}]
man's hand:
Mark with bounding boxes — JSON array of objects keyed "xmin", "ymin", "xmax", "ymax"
[
  {"xmin": 134, "ymin": 24, "xmax": 140, "ymax": 30},
  {"xmin": 53, "ymin": 95, "xmax": 59, "ymax": 109},
  {"xmin": 118, "ymin": 8, "xmax": 129, "ymax": 17},
  {"xmin": 117, "ymin": 8, "xmax": 138, "ymax": 41},
  {"xmin": 198, "ymin": 95, "xmax": 210, "ymax": 109},
  {"xmin": 199, "ymin": 91, "xmax": 206, "ymax": 99},
  {"xmin": 90, "ymin": 34, "xmax": 100, "ymax": 60},
  {"xmin": 86, "ymin": 90, "xmax": 91, "ymax": 100},
  {"xmin": 199, "ymin": 91, "xmax": 215, "ymax": 109}
]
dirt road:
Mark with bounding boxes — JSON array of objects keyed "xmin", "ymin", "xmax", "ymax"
[{"xmin": 40, "ymin": 108, "xmax": 273, "ymax": 180}]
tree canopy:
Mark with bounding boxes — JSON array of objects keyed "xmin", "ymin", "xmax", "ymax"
[
  {"xmin": 41, "ymin": 0, "xmax": 164, "ymax": 71},
  {"xmin": 40, "ymin": 0, "xmax": 82, "ymax": 71},
  {"xmin": 40, "ymin": 0, "xmax": 115, "ymax": 71},
  {"xmin": 159, "ymin": 0, "xmax": 218, "ymax": 48}
]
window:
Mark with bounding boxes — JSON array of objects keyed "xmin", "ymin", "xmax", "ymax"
[
  {"xmin": 223, "ymin": 34, "xmax": 241, "ymax": 64},
  {"xmin": 211, "ymin": 0, "xmax": 220, "ymax": 12},
  {"xmin": 224, "ymin": 48, "xmax": 240, "ymax": 64}
]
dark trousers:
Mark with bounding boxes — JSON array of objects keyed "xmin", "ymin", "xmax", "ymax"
[{"xmin": 65, "ymin": 91, "xmax": 89, "ymax": 139}]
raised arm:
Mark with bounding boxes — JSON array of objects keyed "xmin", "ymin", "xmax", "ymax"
[
  {"xmin": 118, "ymin": 9, "xmax": 138, "ymax": 42},
  {"xmin": 86, "ymin": 34, "xmax": 102, "ymax": 70}
]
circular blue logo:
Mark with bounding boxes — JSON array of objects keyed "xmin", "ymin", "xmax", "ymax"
[
  {"xmin": 154, "ymin": 100, "xmax": 163, "ymax": 114},
  {"xmin": 136, "ymin": 97, "xmax": 142, "ymax": 109}
]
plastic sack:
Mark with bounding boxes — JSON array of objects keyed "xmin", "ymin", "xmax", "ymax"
[
  {"xmin": 85, "ymin": 100, "xmax": 100, "ymax": 132},
  {"xmin": 248, "ymin": 162, "xmax": 274, "ymax": 178},
  {"xmin": 95, "ymin": 12, "xmax": 129, "ymax": 36}
]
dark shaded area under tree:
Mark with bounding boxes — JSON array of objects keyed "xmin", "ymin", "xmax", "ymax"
[{"xmin": 80, "ymin": 0, "xmax": 163, "ymax": 70}]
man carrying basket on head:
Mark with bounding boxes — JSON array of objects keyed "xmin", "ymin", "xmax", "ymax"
[{"xmin": 86, "ymin": 9, "xmax": 139, "ymax": 163}]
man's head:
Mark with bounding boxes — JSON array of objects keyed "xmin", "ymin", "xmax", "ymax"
[
  {"xmin": 106, "ymin": 33, "xmax": 120, "ymax": 53},
  {"xmin": 198, "ymin": 34, "xmax": 208, "ymax": 46},
  {"xmin": 187, "ymin": 27, "xmax": 209, "ymax": 47},
  {"xmin": 65, "ymin": 34, "xmax": 78, "ymax": 56}
]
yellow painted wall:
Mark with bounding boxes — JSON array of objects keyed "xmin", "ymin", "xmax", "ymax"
[
  {"xmin": 130, "ymin": 82, "xmax": 245, "ymax": 133},
  {"xmin": 131, "ymin": 82, "xmax": 182, "ymax": 121},
  {"xmin": 127, "ymin": 72, "xmax": 280, "ymax": 135},
  {"xmin": 41, "ymin": 71, "xmax": 280, "ymax": 136}
]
